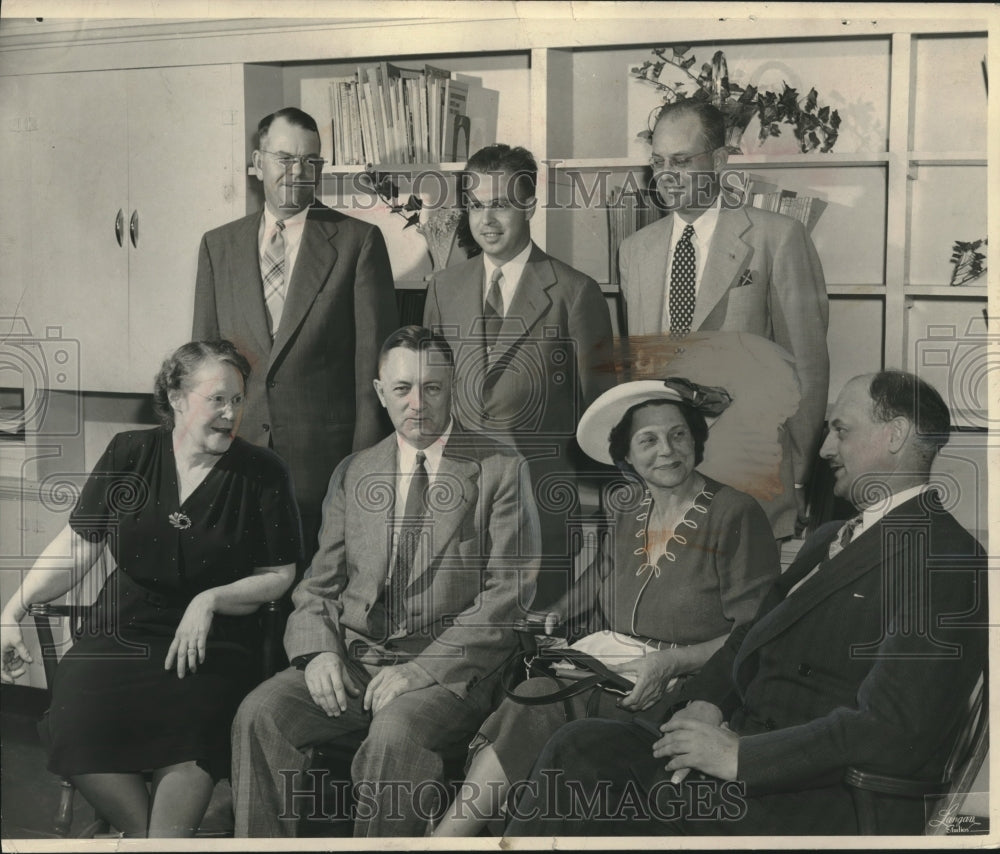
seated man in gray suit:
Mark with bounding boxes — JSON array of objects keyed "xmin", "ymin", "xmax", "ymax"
[
  {"xmin": 424, "ymin": 144, "xmax": 614, "ymax": 607},
  {"xmin": 620, "ymin": 101, "xmax": 829, "ymax": 539},
  {"xmin": 504, "ymin": 370, "xmax": 986, "ymax": 836},
  {"xmin": 231, "ymin": 326, "xmax": 540, "ymax": 838}
]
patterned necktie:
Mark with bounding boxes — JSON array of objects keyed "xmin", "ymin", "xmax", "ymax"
[
  {"xmin": 483, "ymin": 266, "xmax": 504, "ymax": 351},
  {"xmin": 669, "ymin": 223, "xmax": 696, "ymax": 338},
  {"xmin": 828, "ymin": 515, "xmax": 863, "ymax": 559},
  {"xmin": 388, "ymin": 451, "xmax": 429, "ymax": 630},
  {"xmin": 262, "ymin": 220, "xmax": 286, "ymax": 339}
]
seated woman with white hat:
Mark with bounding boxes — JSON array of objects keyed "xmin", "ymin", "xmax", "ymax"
[{"xmin": 434, "ymin": 377, "xmax": 780, "ymax": 837}]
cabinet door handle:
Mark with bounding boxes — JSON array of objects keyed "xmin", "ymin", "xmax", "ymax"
[
  {"xmin": 129, "ymin": 210, "xmax": 139, "ymax": 248},
  {"xmin": 115, "ymin": 209, "xmax": 124, "ymax": 247}
]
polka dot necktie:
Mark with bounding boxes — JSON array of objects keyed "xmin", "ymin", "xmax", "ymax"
[
  {"xmin": 483, "ymin": 266, "xmax": 504, "ymax": 350},
  {"xmin": 388, "ymin": 451, "xmax": 429, "ymax": 630},
  {"xmin": 261, "ymin": 219, "xmax": 286, "ymax": 339},
  {"xmin": 669, "ymin": 223, "xmax": 696, "ymax": 338}
]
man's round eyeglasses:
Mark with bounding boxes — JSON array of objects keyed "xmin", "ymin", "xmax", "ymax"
[
  {"xmin": 259, "ymin": 150, "xmax": 326, "ymax": 170},
  {"xmin": 650, "ymin": 149, "xmax": 717, "ymax": 171}
]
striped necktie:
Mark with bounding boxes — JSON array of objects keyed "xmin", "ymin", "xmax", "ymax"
[
  {"xmin": 262, "ymin": 219, "xmax": 286, "ymax": 338},
  {"xmin": 483, "ymin": 266, "xmax": 504, "ymax": 351},
  {"xmin": 828, "ymin": 515, "xmax": 863, "ymax": 559},
  {"xmin": 387, "ymin": 452, "xmax": 429, "ymax": 630}
]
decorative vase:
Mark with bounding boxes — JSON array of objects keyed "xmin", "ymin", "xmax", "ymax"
[{"xmin": 418, "ymin": 207, "xmax": 464, "ymax": 272}]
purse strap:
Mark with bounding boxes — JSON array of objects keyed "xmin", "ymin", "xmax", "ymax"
[{"xmin": 501, "ymin": 645, "xmax": 634, "ymax": 705}]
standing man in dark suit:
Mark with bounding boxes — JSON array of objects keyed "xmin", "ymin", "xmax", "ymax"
[
  {"xmin": 231, "ymin": 326, "xmax": 540, "ymax": 837},
  {"xmin": 424, "ymin": 144, "xmax": 614, "ymax": 606},
  {"xmin": 503, "ymin": 370, "xmax": 987, "ymax": 837},
  {"xmin": 194, "ymin": 107, "xmax": 398, "ymax": 560},
  {"xmin": 620, "ymin": 101, "xmax": 829, "ymax": 539}
]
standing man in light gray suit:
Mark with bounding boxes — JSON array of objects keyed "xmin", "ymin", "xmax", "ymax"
[
  {"xmin": 620, "ymin": 101, "xmax": 829, "ymax": 539},
  {"xmin": 194, "ymin": 107, "xmax": 399, "ymax": 561},
  {"xmin": 231, "ymin": 326, "xmax": 540, "ymax": 838}
]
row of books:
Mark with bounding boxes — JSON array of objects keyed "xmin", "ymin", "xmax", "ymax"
[
  {"xmin": 606, "ymin": 187, "xmax": 666, "ymax": 286},
  {"xmin": 747, "ymin": 189, "xmax": 819, "ymax": 230},
  {"xmin": 606, "ymin": 186, "xmax": 821, "ymax": 284},
  {"xmin": 300, "ymin": 63, "xmax": 499, "ymax": 167}
]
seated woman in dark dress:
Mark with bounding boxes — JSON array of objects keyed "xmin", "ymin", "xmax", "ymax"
[
  {"xmin": 433, "ymin": 378, "xmax": 780, "ymax": 837},
  {"xmin": 0, "ymin": 340, "xmax": 302, "ymax": 837}
]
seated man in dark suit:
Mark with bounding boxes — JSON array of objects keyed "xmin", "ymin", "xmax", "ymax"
[
  {"xmin": 502, "ymin": 370, "xmax": 987, "ymax": 836},
  {"xmin": 231, "ymin": 326, "xmax": 540, "ymax": 837}
]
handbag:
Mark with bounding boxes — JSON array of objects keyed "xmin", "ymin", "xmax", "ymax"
[{"xmin": 501, "ymin": 617, "xmax": 635, "ymax": 711}]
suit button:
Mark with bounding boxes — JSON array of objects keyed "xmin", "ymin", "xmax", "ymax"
[
  {"xmin": 765, "ymin": 718, "xmax": 776, "ymax": 731},
  {"xmin": 486, "ymin": 346, "xmax": 493, "ymax": 354},
  {"xmin": 262, "ymin": 423, "xmax": 270, "ymax": 432},
  {"xmin": 481, "ymin": 411, "xmax": 490, "ymax": 421},
  {"xmin": 798, "ymin": 663, "xmax": 812, "ymax": 676},
  {"xmin": 268, "ymin": 380, "xmax": 277, "ymax": 389},
  {"xmin": 364, "ymin": 603, "xmax": 370, "ymax": 612}
]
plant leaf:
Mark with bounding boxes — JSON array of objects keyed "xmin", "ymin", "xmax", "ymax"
[
  {"xmin": 404, "ymin": 213, "xmax": 421, "ymax": 229},
  {"xmin": 680, "ymin": 55, "xmax": 697, "ymax": 70},
  {"xmin": 672, "ymin": 45, "xmax": 691, "ymax": 57}
]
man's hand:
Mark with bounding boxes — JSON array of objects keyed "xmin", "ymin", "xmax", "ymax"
[
  {"xmin": 304, "ymin": 652, "xmax": 361, "ymax": 717},
  {"xmin": 651, "ymin": 701, "xmax": 726, "ymax": 783},
  {"xmin": 363, "ymin": 661, "xmax": 435, "ymax": 714},
  {"xmin": 653, "ymin": 718, "xmax": 739, "ymax": 782}
]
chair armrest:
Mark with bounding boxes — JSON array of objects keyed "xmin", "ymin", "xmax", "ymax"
[
  {"xmin": 259, "ymin": 599, "xmax": 284, "ymax": 682},
  {"xmin": 843, "ymin": 767, "xmax": 949, "ymax": 798}
]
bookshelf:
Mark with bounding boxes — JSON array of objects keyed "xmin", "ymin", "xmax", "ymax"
[{"xmin": 232, "ymin": 22, "xmax": 987, "ymax": 424}]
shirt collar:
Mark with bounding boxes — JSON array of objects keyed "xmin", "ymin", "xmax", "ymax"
[
  {"xmin": 263, "ymin": 204, "xmax": 310, "ymax": 232},
  {"xmin": 858, "ymin": 483, "xmax": 931, "ymax": 536},
  {"xmin": 483, "ymin": 239, "xmax": 533, "ymax": 292},
  {"xmin": 673, "ymin": 196, "xmax": 722, "ymax": 247},
  {"xmin": 395, "ymin": 418, "xmax": 454, "ymax": 476}
]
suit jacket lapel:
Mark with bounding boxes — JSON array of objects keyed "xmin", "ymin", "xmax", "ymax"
[
  {"xmin": 355, "ymin": 435, "xmax": 397, "ymax": 586},
  {"xmin": 236, "ymin": 214, "xmax": 273, "ymax": 356},
  {"xmin": 270, "ymin": 206, "xmax": 339, "ymax": 366},
  {"xmin": 692, "ymin": 206, "xmax": 753, "ymax": 331},
  {"xmin": 733, "ymin": 522, "xmax": 895, "ymax": 677},
  {"xmin": 488, "ymin": 246, "xmax": 554, "ymax": 371},
  {"xmin": 637, "ymin": 217, "xmax": 672, "ymax": 334},
  {"xmin": 405, "ymin": 439, "xmax": 479, "ymax": 593}
]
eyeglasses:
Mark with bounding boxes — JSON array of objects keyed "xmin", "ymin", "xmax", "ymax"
[
  {"xmin": 192, "ymin": 392, "xmax": 245, "ymax": 411},
  {"xmin": 259, "ymin": 150, "xmax": 326, "ymax": 170},
  {"xmin": 650, "ymin": 148, "xmax": 717, "ymax": 172}
]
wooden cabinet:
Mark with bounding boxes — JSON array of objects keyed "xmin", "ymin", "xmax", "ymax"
[{"xmin": 1, "ymin": 64, "xmax": 243, "ymax": 392}]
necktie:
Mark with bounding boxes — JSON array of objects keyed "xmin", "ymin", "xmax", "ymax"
[
  {"xmin": 483, "ymin": 266, "xmax": 504, "ymax": 351},
  {"xmin": 786, "ymin": 515, "xmax": 864, "ymax": 598},
  {"xmin": 828, "ymin": 515, "xmax": 863, "ymax": 559},
  {"xmin": 262, "ymin": 220, "xmax": 286, "ymax": 339},
  {"xmin": 669, "ymin": 224, "xmax": 696, "ymax": 338},
  {"xmin": 387, "ymin": 452, "xmax": 429, "ymax": 630}
]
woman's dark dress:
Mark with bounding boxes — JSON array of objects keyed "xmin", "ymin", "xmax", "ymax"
[{"xmin": 44, "ymin": 428, "xmax": 302, "ymax": 780}]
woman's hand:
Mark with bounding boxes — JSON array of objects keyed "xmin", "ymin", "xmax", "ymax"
[
  {"xmin": 164, "ymin": 591, "xmax": 217, "ymax": 678},
  {"xmin": 613, "ymin": 648, "xmax": 681, "ymax": 711},
  {"xmin": 1, "ymin": 623, "xmax": 32, "ymax": 684}
]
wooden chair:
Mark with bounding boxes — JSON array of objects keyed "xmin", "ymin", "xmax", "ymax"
[
  {"xmin": 28, "ymin": 597, "xmax": 283, "ymax": 838},
  {"xmin": 844, "ymin": 671, "xmax": 988, "ymax": 835}
]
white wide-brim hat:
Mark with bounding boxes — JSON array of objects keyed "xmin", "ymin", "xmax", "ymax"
[{"xmin": 576, "ymin": 378, "xmax": 732, "ymax": 466}]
